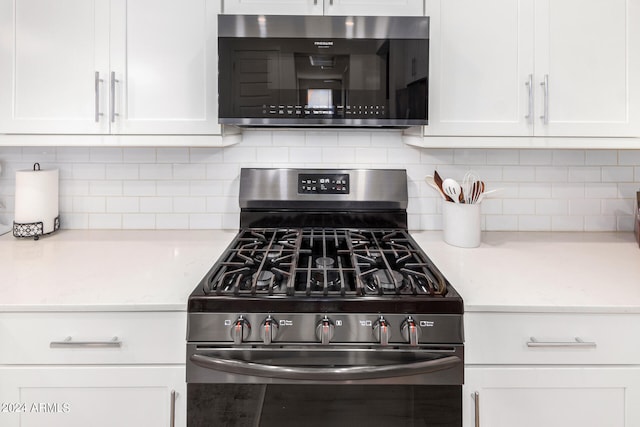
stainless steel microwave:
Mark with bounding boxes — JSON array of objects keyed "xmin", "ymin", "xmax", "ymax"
[{"xmin": 218, "ymin": 15, "xmax": 429, "ymax": 128}]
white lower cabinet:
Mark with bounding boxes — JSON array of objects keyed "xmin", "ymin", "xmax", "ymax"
[
  {"xmin": 0, "ymin": 311, "xmax": 187, "ymax": 427},
  {"xmin": 464, "ymin": 312, "xmax": 640, "ymax": 427},
  {"xmin": 0, "ymin": 366, "xmax": 185, "ymax": 427},
  {"xmin": 464, "ymin": 367, "xmax": 640, "ymax": 427}
]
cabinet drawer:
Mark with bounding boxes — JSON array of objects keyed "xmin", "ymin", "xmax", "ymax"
[
  {"xmin": 465, "ymin": 312, "xmax": 640, "ymax": 365},
  {"xmin": 0, "ymin": 312, "xmax": 186, "ymax": 365}
]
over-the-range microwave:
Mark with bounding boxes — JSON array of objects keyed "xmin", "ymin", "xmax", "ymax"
[{"xmin": 218, "ymin": 15, "xmax": 429, "ymax": 128}]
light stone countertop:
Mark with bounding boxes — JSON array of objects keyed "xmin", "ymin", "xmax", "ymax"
[{"xmin": 1, "ymin": 229, "xmax": 639, "ymax": 313}]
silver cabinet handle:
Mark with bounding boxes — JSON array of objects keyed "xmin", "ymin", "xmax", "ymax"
[
  {"xmin": 473, "ymin": 392, "xmax": 480, "ymax": 427},
  {"xmin": 50, "ymin": 336, "xmax": 122, "ymax": 348},
  {"xmin": 94, "ymin": 71, "xmax": 104, "ymax": 123},
  {"xmin": 110, "ymin": 71, "xmax": 119, "ymax": 123},
  {"xmin": 170, "ymin": 390, "xmax": 177, "ymax": 427},
  {"xmin": 527, "ymin": 337, "xmax": 596, "ymax": 348},
  {"xmin": 524, "ymin": 74, "xmax": 533, "ymax": 121},
  {"xmin": 539, "ymin": 74, "xmax": 549, "ymax": 124}
]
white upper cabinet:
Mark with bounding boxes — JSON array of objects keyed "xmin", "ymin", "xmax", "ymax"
[
  {"xmin": 0, "ymin": 0, "xmax": 110, "ymax": 134},
  {"xmin": 426, "ymin": 0, "xmax": 640, "ymax": 138},
  {"xmin": 110, "ymin": 0, "xmax": 220, "ymax": 134},
  {"xmin": 0, "ymin": 0, "xmax": 220, "ymax": 135},
  {"xmin": 222, "ymin": 0, "xmax": 424, "ymax": 16}
]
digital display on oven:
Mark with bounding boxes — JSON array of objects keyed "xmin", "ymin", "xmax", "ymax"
[{"xmin": 298, "ymin": 174, "xmax": 350, "ymax": 194}]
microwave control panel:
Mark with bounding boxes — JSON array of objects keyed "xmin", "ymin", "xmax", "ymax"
[{"xmin": 298, "ymin": 174, "xmax": 350, "ymax": 194}]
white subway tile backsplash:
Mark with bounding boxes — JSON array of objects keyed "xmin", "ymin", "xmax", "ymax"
[
  {"xmin": 123, "ymin": 181, "xmax": 156, "ymax": 197},
  {"xmin": 602, "ymin": 166, "xmax": 634, "ymax": 182},
  {"xmin": 140, "ymin": 197, "xmax": 172, "ymax": 213},
  {"xmin": 89, "ymin": 214, "xmax": 122, "ymax": 229},
  {"xmin": 3, "ymin": 135, "xmax": 640, "ymax": 232},
  {"xmin": 123, "ymin": 213, "xmax": 155, "ymax": 229},
  {"xmin": 140, "ymin": 164, "xmax": 173, "ymax": 180}
]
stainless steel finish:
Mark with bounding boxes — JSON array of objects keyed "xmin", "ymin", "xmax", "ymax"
[
  {"xmin": 94, "ymin": 71, "xmax": 103, "ymax": 123},
  {"xmin": 218, "ymin": 117, "xmax": 427, "ymax": 128},
  {"xmin": 188, "ymin": 313, "xmax": 464, "ymax": 345},
  {"xmin": 239, "ymin": 168, "xmax": 408, "ymax": 210},
  {"xmin": 473, "ymin": 392, "xmax": 480, "ymax": 427},
  {"xmin": 315, "ymin": 316, "xmax": 335, "ymax": 345},
  {"xmin": 218, "ymin": 15, "xmax": 429, "ymax": 40},
  {"xmin": 261, "ymin": 316, "xmax": 278, "ymax": 345},
  {"xmin": 329, "ymin": 0, "xmax": 333, "ymax": 4},
  {"xmin": 187, "ymin": 344, "xmax": 464, "ymax": 385},
  {"xmin": 401, "ymin": 316, "xmax": 421, "ymax": 346},
  {"xmin": 231, "ymin": 316, "xmax": 251, "ymax": 344},
  {"xmin": 527, "ymin": 337, "xmax": 596, "ymax": 348},
  {"xmin": 540, "ymin": 74, "xmax": 549, "ymax": 124},
  {"xmin": 50, "ymin": 336, "xmax": 121, "ymax": 348},
  {"xmin": 525, "ymin": 74, "xmax": 533, "ymax": 121},
  {"xmin": 170, "ymin": 390, "xmax": 176, "ymax": 427},
  {"xmin": 191, "ymin": 353, "xmax": 460, "ymax": 381},
  {"xmin": 110, "ymin": 71, "xmax": 119, "ymax": 123},
  {"xmin": 373, "ymin": 316, "xmax": 390, "ymax": 346}
]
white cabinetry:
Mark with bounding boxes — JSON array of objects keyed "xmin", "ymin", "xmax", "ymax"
[
  {"xmin": 425, "ymin": 0, "xmax": 640, "ymax": 138},
  {"xmin": 0, "ymin": 311, "xmax": 186, "ymax": 427},
  {"xmin": 0, "ymin": 0, "xmax": 220, "ymax": 135},
  {"xmin": 222, "ymin": 0, "xmax": 424, "ymax": 16},
  {"xmin": 0, "ymin": 367, "xmax": 185, "ymax": 427},
  {"xmin": 463, "ymin": 312, "xmax": 640, "ymax": 427}
]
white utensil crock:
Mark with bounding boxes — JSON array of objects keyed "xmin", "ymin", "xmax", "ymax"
[{"xmin": 442, "ymin": 201, "xmax": 481, "ymax": 248}]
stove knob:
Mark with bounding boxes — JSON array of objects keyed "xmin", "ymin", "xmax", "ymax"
[
  {"xmin": 261, "ymin": 316, "xmax": 279, "ymax": 345},
  {"xmin": 373, "ymin": 316, "xmax": 390, "ymax": 346},
  {"xmin": 401, "ymin": 316, "xmax": 421, "ymax": 346},
  {"xmin": 315, "ymin": 316, "xmax": 335, "ymax": 345},
  {"xmin": 231, "ymin": 316, "xmax": 251, "ymax": 344}
]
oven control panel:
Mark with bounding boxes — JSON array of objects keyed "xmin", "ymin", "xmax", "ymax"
[{"xmin": 298, "ymin": 173, "xmax": 350, "ymax": 194}]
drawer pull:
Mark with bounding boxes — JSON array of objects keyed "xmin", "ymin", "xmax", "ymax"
[
  {"xmin": 527, "ymin": 337, "xmax": 596, "ymax": 348},
  {"xmin": 50, "ymin": 336, "xmax": 122, "ymax": 348}
]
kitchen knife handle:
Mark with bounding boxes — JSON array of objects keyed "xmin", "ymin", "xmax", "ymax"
[
  {"xmin": 94, "ymin": 71, "xmax": 103, "ymax": 123},
  {"xmin": 539, "ymin": 74, "xmax": 549, "ymax": 124},
  {"xmin": 527, "ymin": 337, "xmax": 596, "ymax": 348},
  {"xmin": 50, "ymin": 336, "xmax": 122, "ymax": 348},
  {"xmin": 170, "ymin": 390, "xmax": 177, "ymax": 427},
  {"xmin": 473, "ymin": 392, "xmax": 480, "ymax": 427},
  {"xmin": 110, "ymin": 71, "xmax": 119, "ymax": 123},
  {"xmin": 524, "ymin": 74, "xmax": 533, "ymax": 121}
]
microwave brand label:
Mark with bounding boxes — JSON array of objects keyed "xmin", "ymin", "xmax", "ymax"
[{"xmin": 314, "ymin": 41, "xmax": 334, "ymax": 47}]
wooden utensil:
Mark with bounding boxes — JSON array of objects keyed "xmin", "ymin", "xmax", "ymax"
[{"xmin": 434, "ymin": 170, "xmax": 454, "ymax": 202}]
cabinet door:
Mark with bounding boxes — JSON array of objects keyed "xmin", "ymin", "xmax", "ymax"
[
  {"xmin": 0, "ymin": 0, "xmax": 110, "ymax": 134},
  {"xmin": 324, "ymin": 0, "xmax": 424, "ymax": 16},
  {"xmin": 0, "ymin": 366, "xmax": 185, "ymax": 427},
  {"xmin": 534, "ymin": 0, "xmax": 640, "ymax": 137},
  {"xmin": 109, "ymin": 0, "xmax": 220, "ymax": 134},
  {"xmin": 221, "ymin": 0, "xmax": 323, "ymax": 15},
  {"xmin": 425, "ymin": 0, "xmax": 534, "ymax": 136},
  {"xmin": 464, "ymin": 367, "xmax": 640, "ymax": 427}
]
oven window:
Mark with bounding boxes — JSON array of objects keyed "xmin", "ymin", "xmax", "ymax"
[{"xmin": 188, "ymin": 384, "xmax": 461, "ymax": 427}]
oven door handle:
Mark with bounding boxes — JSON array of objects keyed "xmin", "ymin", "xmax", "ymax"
[{"xmin": 190, "ymin": 353, "xmax": 461, "ymax": 381}]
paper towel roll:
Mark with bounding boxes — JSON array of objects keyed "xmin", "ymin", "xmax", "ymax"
[{"xmin": 15, "ymin": 164, "xmax": 59, "ymax": 234}]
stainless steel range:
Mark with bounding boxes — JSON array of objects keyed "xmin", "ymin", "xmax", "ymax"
[{"xmin": 187, "ymin": 168, "xmax": 464, "ymax": 427}]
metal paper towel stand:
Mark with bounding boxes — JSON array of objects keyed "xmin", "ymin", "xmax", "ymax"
[{"xmin": 13, "ymin": 163, "xmax": 60, "ymax": 240}]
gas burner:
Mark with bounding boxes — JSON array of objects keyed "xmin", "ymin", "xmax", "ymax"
[
  {"xmin": 311, "ymin": 256, "xmax": 341, "ymax": 291},
  {"xmin": 252, "ymin": 270, "xmax": 276, "ymax": 290},
  {"xmin": 367, "ymin": 269, "xmax": 405, "ymax": 293}
]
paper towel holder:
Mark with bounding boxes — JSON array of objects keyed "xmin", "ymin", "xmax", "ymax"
[
  {"xmin": 13, "ymin": 216, "xmax": 60, "ymax": 240},
  {"xmin": 13, "ymin": 163, "xmax": 60, "ymax": 240}
]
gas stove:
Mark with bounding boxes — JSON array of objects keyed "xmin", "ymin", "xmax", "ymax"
[
  {"xmin": 187, "ymin": 169, "xmax": 464, "ymax": 427},
  {"xmin": 187, "ymin": 168, "xmax": 463, "ymax": 347}
]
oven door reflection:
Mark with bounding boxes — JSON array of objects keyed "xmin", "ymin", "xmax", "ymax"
[{"xmin": 188, "ymin": 383, "xmax": 461, "ymax": 427}]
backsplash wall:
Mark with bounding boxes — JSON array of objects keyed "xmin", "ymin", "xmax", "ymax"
[{"xmin": 1, "ymin": 130, "xmax": 640, "ymax": 232}]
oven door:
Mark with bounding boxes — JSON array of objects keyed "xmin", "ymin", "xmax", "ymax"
[{"xmin": 187, "ymin": 344, "xmax": 463, "ymax": 427}]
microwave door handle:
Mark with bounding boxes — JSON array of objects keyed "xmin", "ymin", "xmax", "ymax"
[{"xmin": 190, "ymin": 353, "xmax": 460, "ymax": 381}]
